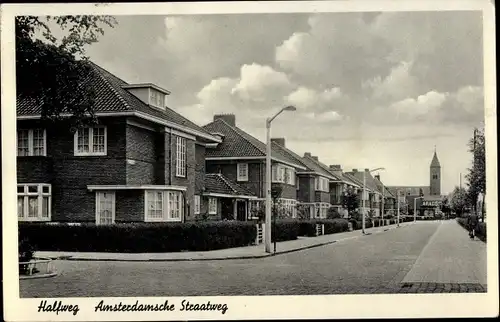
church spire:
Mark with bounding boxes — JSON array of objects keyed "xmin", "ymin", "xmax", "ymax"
[{"xmin": 431, "ymin": 147, "xmax": 441, "ymax": 167}]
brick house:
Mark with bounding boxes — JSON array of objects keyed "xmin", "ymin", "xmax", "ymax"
[
  {"xmin": 345, "ymin": 169, "xmax": 385, "ymax": 217},
  {"xmin": 16, "ymin": 62, "xmax": 222, "ymax": 225},
  {"xmin": 270, "ymin": 142, "xmax": 336, "ymax": 219},
  {"xmin": 202, "ymin": 115, "xmax": 306, "ymax": 220}
]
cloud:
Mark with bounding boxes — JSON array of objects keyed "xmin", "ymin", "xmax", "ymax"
[
  {"xmin": 231, "ymin": 64, "xmax": 293, "ymax": 102},
  {"xmin": 390, "ymin": 91, "xmax": 448, "ymax": 116},
  {"xmin": 363, "ymin": 61, "xmax": 420, "ymax": 102},
  {"xmin": 275, "ymin": 13, "xmax": 393, "ymax": 94}
]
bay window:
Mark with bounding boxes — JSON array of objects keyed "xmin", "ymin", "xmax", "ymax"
[
  {"xmin": 144, "ymin": 190, "xmax": 184, "ymax": 222},
  {"xmin": 17, "ymin": 129, "xmax": 46, "ymax": 156},
  {"xmin": 17, "ymin": 184, "xmax": 51, "ymax": 221},
  {"xmin": 272, "ymin": 164, "xmax": 296, "ymax": 185},
  {"xmin": 208, "ymin": 197, "xmax": 217, "ymax": 215},
  {"xmin": 74, "ymin": 126, "xmax": 107, "ymax": 156},
  {"xmin": 315, "ymin": 176, "xmax": 329, "ymax": 192},
  {"xmin": 194, "ymin": 195, "xmax": 201, "ymax": 215}
]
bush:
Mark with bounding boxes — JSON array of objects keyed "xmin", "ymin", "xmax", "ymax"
[
  {"xmin": 326, "ymin": 207, "xmax": 342, "ymax": 219},
  {"xmin": 456, "ymin": 218, "xmax": 486, "ymax": 242},
  {"xmin": 298, "ymin": 219, "xmax": 350, "ymax": 236},
  {"xmin": 18, "ymin": 236, "xmax": 35, "ymax": 275},
  {"xmin": 19, "ymin": 221, "xmax": 257, "ymax": 253},
  {"xmin": 271, "ymin": 219, "xmax": 299, "ymax": 242}
]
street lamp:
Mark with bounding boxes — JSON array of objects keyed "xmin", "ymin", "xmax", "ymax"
[
  {"xmin": 265, "ymin": 105, "xmax": 296, "ymax": 253},
  {"xmin": 362, "ymin": 167, "xmax": 385, "ymax": 234},
  {"xmin": 414, "ymin": 196, "xmax": 424, "ymax": 222}
]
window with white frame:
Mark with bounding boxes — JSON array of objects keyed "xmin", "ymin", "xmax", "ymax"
[
  {"xmin": 272, "ymin": 164, "xmax": 295, "ymax": 185},
  {"xmin": 149, "ymin": 89, "xmax": 165, "ymax": 108},
  {"xmin": 237, "ymin": 163, "xmax": 248, "ymax": 182},
  {"xmin": 208, "ymin": 197, "xmax": 217, "ymax": 215},
  {"xmin": 144, "ymin": 190, "xmax": 184, "ymax": 222},
  {"xmin": 194, "ymin": 195, "xmax": 201, "ymax": 215},
  {"xmin": 17, "ymin": 184, "xmax": 51, "ymax": 221},
  {"xmin": 74, "ymin": 126, "xmax": 106, "ymax": 156},
  {"xmin": 176, "ymin": 136, "xmax": 186, "ymax": 177},
  {"xmin": 315, "ymin": 177, "xmax": 329, "ymax": 192},
  {"xmin": 17, "ymin": 129, "xmax": 46, "ymax": 156}
]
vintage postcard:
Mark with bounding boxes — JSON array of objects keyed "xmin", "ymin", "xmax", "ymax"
[{"xmin": 1, "ymin": 0, "xmax": 498, "ymax": 321}]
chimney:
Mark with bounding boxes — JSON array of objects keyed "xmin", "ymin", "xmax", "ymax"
[
  {"xmin": 329, "ymin": 165, "xmax": 342, "ymax": 175},
  {"xmin": 304, "ymin": 152, "xmax": 312, "ymax": 158},
  {"xmin": 352, "ymin": 169, "xmax": 358, "ymax": 173},
  {"xmin": 271, "ymin": 138, "xmax": 286, "ymax": 147},
  {"xmin": 213, "ymin": 114, "xmax": 236, "ymax": 127},
  {"xmin": 312, "ymin": 156, "xmax": 319, "ymax": 161},
  {"xmin": 375, "ymin": 174, "xmax": 380, "ymax": 181},
  {"xmin": 365, "ymin": 168, "xmax": 370, "ymax": 172}
]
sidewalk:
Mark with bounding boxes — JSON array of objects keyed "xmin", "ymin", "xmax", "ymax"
[
  {"xmin": 36, "ymin": 222, "xmax": 414, "ymax": 262},
  {"xmin": 402, "ymin": 220, "xmax": 487, "ymax": 285}
]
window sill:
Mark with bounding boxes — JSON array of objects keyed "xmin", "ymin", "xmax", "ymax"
[
  {"xmin": 144, "ymin": 218, "xmax": 182, "ymax": 223},
  {"xmin": 175, "ymin": 174, "xmax": 187, "ymax": 179},
  {"xmin": 208, "ymin": 212, "xmax": 217, "ymax": 215},
  {"xmin": 18, "ymin": 218, "xmax": 51, "ymax": 222},
  {"xmin": 237, "ymin": 178, "xmax": 249, "ymax": 182},
  {"xmin": 74, "ymin": 152, "xmax": 107, "ymax": 157},
  {"xmin": 17, "ymin": 155, "xmax": 48, "ymax": 158}
]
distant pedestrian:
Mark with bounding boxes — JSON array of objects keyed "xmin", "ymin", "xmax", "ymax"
[{"xmin": 467, "ymin": 213, "xmax": 479, "ymax": 240}]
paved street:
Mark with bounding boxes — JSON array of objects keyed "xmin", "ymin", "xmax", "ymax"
[{"xmin": 20, "ymin": 221, "xmax": 487, "ymax": 297}]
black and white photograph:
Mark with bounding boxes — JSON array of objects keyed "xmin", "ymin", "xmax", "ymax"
[{"xmin": 2, "ymin": 1, "xmax": 497, "ymax": 320}]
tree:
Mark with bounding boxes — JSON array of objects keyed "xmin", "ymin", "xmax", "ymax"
[
  {"xmin": 465, "ymin": 127, "xmax": 486, "ymax": 219},
  {"xmin": 341, "ymin": 187, "xmax": 359, "ymax": 214},
  {"xmin": 450, "ymin": 186, "xmax": 468, "ymax": 217},
  {"xmin": 16, "ymin": 15, "xmax": 117, "ymax": 128},
  {"xmin": 440, "ymin": 196, "xmax": 451, "ymax": 218}
]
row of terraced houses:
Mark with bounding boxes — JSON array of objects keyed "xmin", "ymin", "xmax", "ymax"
[{"xmin": 17, "ymin": 62, "xmax": 397, "ymax": 225}]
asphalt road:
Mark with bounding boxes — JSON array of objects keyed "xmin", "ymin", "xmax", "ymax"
[{"xmin": 20, "ymin": 221, "xmax": 486, "ymax": 297}]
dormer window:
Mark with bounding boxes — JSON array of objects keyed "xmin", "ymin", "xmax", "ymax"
[
  {"xmin": 149, "ymin": 89, "xmax": 165, "ymax": 109},
  {"xmin": 122, "ymin": 83, "xmax": 170, "ymax": 110}
]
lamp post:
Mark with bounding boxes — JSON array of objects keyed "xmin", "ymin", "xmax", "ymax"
[
  {"xmin": 397, "ymin": 189, "xmax": 401, "ymax": 227},
  {"xmin": 362, "ymin": 167, "xmax": 385, "ymax": 234},
  {"xmin": 265, "ymin": 105, "xmax": 296, "ymax": 253},
  {"xmin": 414, "ymin": 196, "xmax": 424, "ymax": 222}
]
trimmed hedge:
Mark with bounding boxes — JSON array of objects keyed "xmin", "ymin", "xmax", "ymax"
[
  {"xmin": 19, "ymin": 221, "xmax": 257, "ymax": 253},
  {"xmin": 271, "ymin": 219, "xmax": 299, "ymax": 242},
  {"xmin": 298, "ymin": 219, "xmax": 350, "ymax": 236},
  {"xmin": 456, "ymin": 218, "xmax": 486, "ymax": 242}
]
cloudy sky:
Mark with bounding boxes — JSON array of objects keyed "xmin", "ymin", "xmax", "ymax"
[{"xmin": 82, "ymin": 10, "xmax": 484, "ymax": 194}]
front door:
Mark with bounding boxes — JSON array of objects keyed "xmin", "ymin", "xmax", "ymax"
[
  {"xmin": 221, "ymin": 199, "xmax": 233, "ymax": 220},
  {"xmin": 236, "ymin": 200, "xmax": 247, "ymax": 221},
  {"xmin": 96, "ymin": 191, "xmax": 115, "ymax": 225}
]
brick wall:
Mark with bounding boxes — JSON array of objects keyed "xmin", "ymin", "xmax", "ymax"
[
  {"xmin": 194, "ymin": 144, "xmax": 206, "ymax": 195},
  {"xmin": 116, "ymin": 190, "xmax": 144, "ymax": 222},
  {"xmin": 206, "ymin": 160, "xmax": 264, "ymax": 198},
  {"xmin": 125, "ymin": 123, "xmax": 162, "ymax": 185},
  {"xmin": 315, "ymin": 191, "xmax": 330, "ymax": 203}
]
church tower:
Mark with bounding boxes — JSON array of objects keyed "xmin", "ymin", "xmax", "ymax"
[{"xmin": 430, "ymin": 147, "xmax": 441, "ymax": 195}]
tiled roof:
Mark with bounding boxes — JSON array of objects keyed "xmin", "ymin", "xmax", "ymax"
[
  {"xmin": 203, "ymin": 118, "xmax": 304, "ymax": 168},
  {"xmin": 374, "ymin": 178, "xmax": 395, "ymax": 198},
  {"xmin": 17, "ymin": 61, "xmax": 216, "ymax": 140},
  {"xmin": 345, "ymin": 171, "xmax": 383, "ymax": 194},
  {"xmin": 205, "ymin": 173, "xmax": 256, "ymax": 197},
  {"xmin": 386, "ymin": 186, "xmax": 430, "ymax": 197},
  {"xmin": 300, "ymin": 155, "xmax": 339, "ymax": 180},
  {"xmin": 270, "ymin": 143, "xmax": 311, "ymax": 173}
]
